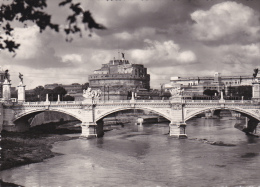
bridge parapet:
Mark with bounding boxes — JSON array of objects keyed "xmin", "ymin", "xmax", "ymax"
[
  {"xmin": 94, "ymin": 100, "xmax": 171, "ymax": 104},
  {"xmin": 2, "ymin": 99, "xmax": 258, "ymax": 106},
  {"xmin": 2, "ymin": 98, "xmax": 260, "ymax": 139},
  {"xmin": 184, "ymin": 100, "xmax": 255, "ymax": 104}
]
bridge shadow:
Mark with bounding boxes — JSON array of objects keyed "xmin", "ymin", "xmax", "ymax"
[{"xmin": 12, "ymin": 111, "xmax": 82, "ymax": 135}]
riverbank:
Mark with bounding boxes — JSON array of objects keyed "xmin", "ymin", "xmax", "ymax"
[{"xmin": 0, "ymin": 121, "xmax": 81, "ymax": 171}]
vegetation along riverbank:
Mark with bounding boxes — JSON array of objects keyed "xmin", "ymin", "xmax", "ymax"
[{"xmin": 0, "ymin": 120, "xmax": 81, "ymax": 171}]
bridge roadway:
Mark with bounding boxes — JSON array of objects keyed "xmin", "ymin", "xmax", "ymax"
[{"xmin": 1, "ymin": 98, "xmax": 260, "ymax": 138}]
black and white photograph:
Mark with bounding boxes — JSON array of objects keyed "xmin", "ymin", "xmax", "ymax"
[{"xmin": 0, "ymin": 0, "xmax": 260, "ymax": 186}]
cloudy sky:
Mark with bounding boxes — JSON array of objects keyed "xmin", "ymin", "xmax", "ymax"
[{"xmin": 1, "ymin": 0, "xmax": 260, "ymax": 89}]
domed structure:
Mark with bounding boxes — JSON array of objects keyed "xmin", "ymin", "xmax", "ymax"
[{"xmin": 88, "ymin": 53, "xmax": 150, "ymax": 100}]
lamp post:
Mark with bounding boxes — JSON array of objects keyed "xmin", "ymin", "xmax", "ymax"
[
  {"xmin": 107, "ymin": 85, "xmax": 109, "ymax": 101},
  {"xmin": 103, "ymin": 85, "xmax": 106, "ymax": 101},
  {"xmin": 103, "ymin": 85, "xmax": 109, "ymax": 101}
]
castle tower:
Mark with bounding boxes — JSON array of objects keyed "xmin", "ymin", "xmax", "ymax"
[{"xmin": 88, "ymin": 53, "xmax": 150, "ymax": 100}]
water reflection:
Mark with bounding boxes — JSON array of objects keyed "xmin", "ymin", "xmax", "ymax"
[
  {"xmin": 246, "ymin": 136, "xmax": 259, "ymax": 144},
  {"xmin": 1, "ymin": 118, "xmax": 260, "ymax": 187}
]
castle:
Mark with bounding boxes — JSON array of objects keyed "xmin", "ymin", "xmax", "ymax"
[{"xmin": 88, "ymin": 53, "xmax": 151, "ymax": 100}]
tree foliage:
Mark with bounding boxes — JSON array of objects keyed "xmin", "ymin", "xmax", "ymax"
[
  {"xmin": 0, "ymin": 0, "xmax": 106, "ymax": 53},
  {"xmin": 27, "ymin": 85, "xmax": 76, "ymax": 101},
  {"xmin": 33, "ymin": 86, "xmax": 45, "ymax": 96},
  {"xmin": 228, "ymin": 86, "xmax": 252, "ymax": 100},
  {"xmin": 53, "ymin": 86, "xmax": 67, "ymax": 96},
  {"xmin": 203, "ymin": 89, "xmax": 219, "ymax": 97},
  {"xmin": 52, "ymin": 86, "xmax": 67, "ymax": 100},
  {"xmin": 63, "ymin": 95, "xmax": 74, "ymax": 101}
]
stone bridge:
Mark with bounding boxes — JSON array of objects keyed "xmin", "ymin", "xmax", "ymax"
[{"xmin": 1, "ymin": 97, "xmax": 260, "ymax": 138}]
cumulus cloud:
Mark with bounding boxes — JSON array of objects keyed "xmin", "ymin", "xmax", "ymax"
[
  {"xmin": 1, "ymin": 25, "xmax": 76, "ymax": 69},
  {"xmin": 130, "ymin": 39, "xmax": 197, "ymax": 66},
  {"xmin": 2, "ymin": 0, "xmax": 260, "ymax": 90},
  {"xmin": 219, "ymin": 43, "xmax": 260, "ymax": 66},
  {"xmin": 13, "ymin": 25, "xmax": 41, "ymax": 59},
  {"xmin": 191, "ymin": 1, "xmax": 260, "ymax": 44},
  {"xmin": 62, "ymin": 54, "xmax": 83, "ymax": 64},
  {"xmin": 113, "ymin": 28, "xmax": 156, "ymax": 42}
]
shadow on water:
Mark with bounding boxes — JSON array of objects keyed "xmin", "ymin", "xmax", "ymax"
[
  {"xmin": 0, "ymin": 179, "xmax": 23, "ymax": 187},
  {"xmin": 241, "ymin": 152, "xmax": 259, "ymax": 158},
  {"xmin": 246, "ymin": 136, "xmax": 259, "ymax": 144}
]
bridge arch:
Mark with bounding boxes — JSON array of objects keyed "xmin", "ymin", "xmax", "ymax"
[
  {"xmin": 95, "ymin": 106, "xmax": 171, "ymax": 122},
  {"xmin": 185, "ymin": 106, "xmax": 260, "ymax": 122},
  {"xmin": 13, "ymin": 108, "xmax": 83, "ymax": 123}
]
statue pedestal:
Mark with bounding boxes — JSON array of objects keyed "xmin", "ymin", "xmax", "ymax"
[
  {"xmin": 82, "ymin": 98, "xmax": 93, "ymax": 104},
  {"xmin": 3, "ymin": 80, "xmax": 11, "ymax": 101},
  {"xmin": 17, "ymin": 83, "xmax": 26, "ymax": 102},
  {"xmin": 252, "ymin": 81, "xmax": 260, "ymax": 102},
  {"xmin": 170, "ymin": 96, "xmax": 183, "ymax": 103}
]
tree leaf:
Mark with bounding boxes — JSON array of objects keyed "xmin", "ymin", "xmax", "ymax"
[{"xmin": 59, "ymin": 0, "xmax": 72, "ymax": 6}]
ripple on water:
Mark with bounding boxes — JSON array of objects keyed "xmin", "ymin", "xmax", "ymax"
[{"xmin": 1, "ymin": 119, "xmax": 260, "ymax": 186}]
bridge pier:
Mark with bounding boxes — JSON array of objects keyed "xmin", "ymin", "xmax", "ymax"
[
  {"xmin": 169, "ymin": 122, "xmax": 187, "ymax": 139},
  {"xmin": 80, "ymin": 122, "xmax": 98, "ymax": 138},
  {"xmin": 243, "ymin": 118, "xmax": 259, "ymax": 136},
  {"xmin": 80, "ymin": 121, "xmax": 104, "ymax": 139}
]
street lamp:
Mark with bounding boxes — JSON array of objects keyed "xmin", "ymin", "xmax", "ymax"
[
  {"xmin": 103, "ymin": 85, "xmax": 109, "ymax": 101},
  {"xmin": 107, "ymin": 86, "xmax": 109, "ymax": 101}
]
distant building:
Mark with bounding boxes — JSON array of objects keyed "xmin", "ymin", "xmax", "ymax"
[
  {"xmin": 169, "ymin": 72, "xmax": 256, "ymax": 87},
  {"xmin": 88, "ymin": 54, "xmax": 151, "ymax": 100},
  {"xmin": 44, "ymin": 83, "xmax": 83, "ymax": 94},
  {"xmin": 165, "ymin": 72, "xmax": 255, "ymax": 98}
]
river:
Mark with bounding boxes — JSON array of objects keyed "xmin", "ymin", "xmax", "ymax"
[{"xmin": 1, "ymin": 117, "xmax": 260, "ymax": 187}]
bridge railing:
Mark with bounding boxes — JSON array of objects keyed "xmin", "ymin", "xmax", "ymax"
[
  {"xmin": 0, "ymin": 98, "xmax": 17, "ymax": 103},
  {"xmin": 19, "ymin": 101, "xmax": 83, "ymax": 105},
  {"xmin": 184, "ymin": 100, "xmax": 254, "ymax": 104},
  {"xmin": 8, "ymin": 99, "xmax": 257, "ymax": 106},
  {"xmin": 95, "ymin": 100, "xmax": 171, "ymax": 104}
]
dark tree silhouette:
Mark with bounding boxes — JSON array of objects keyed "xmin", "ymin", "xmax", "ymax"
[
  {"xmin": 0, "ymin": 0, "xmax": 106, "ymax": 53},
  {"xmin": 228, "ymin": 86, "xmax": 252, "ymax": 100},
  {"xmin": 63, "ymin": 95, "xmax": 74, "ymax": 101},
  {"xmin": 203, "ymin": 89, "xmax": 219, "ymax": 97},
  {"xmin": 40, "ymin": 89, "xmax": 53, "ymax": 100},
  {"xmin": 33, "ymin": 86, "xmax": 44, "ymax": 96},
  {"xmin": 53, "ymin": 86, "xmax": 67, "ymax": 96}
]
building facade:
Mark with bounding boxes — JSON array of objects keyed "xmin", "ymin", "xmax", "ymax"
[
  {"xmin": 44, "ymin": 83, "xmax": 83, "ymax": 94},
  {"xmin": 165, "ymin": 72, "xmax": 255, "ymax": 98},
  {"xmin": 169, "ymin": 72, "xmax": 256, "ymax": 87},
  {"xmin": 88, "ymin": 54, "xmax": 151, "ymax": 100}
]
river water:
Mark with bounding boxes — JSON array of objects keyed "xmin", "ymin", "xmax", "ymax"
[{"xmin": 1, "ymin": 118, "xmax": 260, "ymax": 187}]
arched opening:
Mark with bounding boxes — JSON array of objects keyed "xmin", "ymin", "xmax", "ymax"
[
  {"xmin": 213, "ymin": 109, "xmax": 232, "ymax": 118},
  {"xmin": 96, "ymin": 108, "xmax": 170, "ymax": 136},
  {"xmin": 13, "ymin": 111, "xmax": 82, "ymax": 134},
  {"xmin": 1, "ymin": 110, "xmax": 82, "ymax": 171},
  {"xmin": 184, "ymin": 108, "xmax": 259, "ymax": 143}
]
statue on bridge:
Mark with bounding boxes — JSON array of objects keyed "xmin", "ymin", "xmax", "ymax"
[
  {"xmin": 169, "ymin": 87, "xmax": 184, "ymax": 97},
  {"xmin": 4, "ymin": 69, "xmax": 10, "ymax": 83},
  {"xmin": 253, "ymin": 68, "xmax": 259, "ymax": 82},
  {"xmin": 253, "ymin": 68, "xmax": 258, "ymax": 78},
  {"xmin": 83, "ymin": 87, "xmax": 102, "ymax": 99},
  {"xmin": 19, "ymin": 72, "xmax": 23, "ymax": 84}
]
